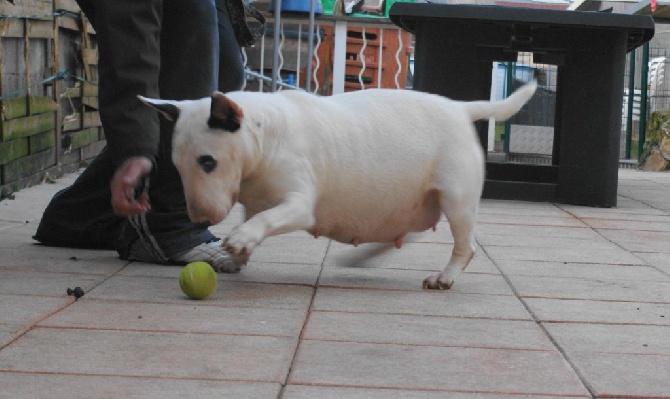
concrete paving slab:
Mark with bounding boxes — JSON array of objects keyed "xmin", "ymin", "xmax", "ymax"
[
  {"xmin": 458, "ymin": 252, "xmax": 500, "ymax": 274},
  {"xmin": 0, "ymin": 194, "xmax": 56, "ymax": 223},
  {"xmin": 0, "ymin": 373, "xmax": 281, "ymax": 399},
  {"xmin": 0, "ymin": 294, "xmax": 70, "ymax": 335},
  {"xmin": 545, "ymin": 322, "xmax": 670, "ymax": 355},
  {"xmin": 218, "ymin": 261, "xmax": 321, "ymax": 286},
  {"xmin": 0, "ymin": 247, "xmax": 125, "ymax": 276},
  {"xmin": 495, "ymin": 260, "xmax": 670, "ymax": 281},
  {"xmin": 0, "ymin": 218, "xmax": 20, "ymax": 227},
  {"xmin": 312, "ymin": 288, "xmax": 531, "ymax": 319},
  {"xmin": 479, "ymin": 200, "xmax": 568, "ymax": 217},
  {"xmin": 282, "ymin": 385, "xmax": 590, "ymax": 399},
  {"xmin": 0, "ymin": 269, "xmax": 107, "ymax": 298},
  {"xmin": 476, "ymin": 223, "xmax": 604, "ymax": 240},
  {"xmin": 523, "ymin": 298, "xmax": 670, "ymax": 325},
  {"xmin": 616, "ymin": 195, "xmax": 656, "ymax": 208},
  {"xmin": 568, "ymin": 352, "xmax": 670, "ymax": 398},
  {"xmin": 0, "ymin": 323, "xmax": 23, "ymax": 348},
  {"xmin": 580, "ymin": 216, "xmax": 670, "ymax": 232},
  {"xmin": 639, "ymin": 199, "xmax": 670, "ymax": 210},
  {"xmin": 249, "ymin": 235, "xmax": 330, "ymax": 265},
  {"xmin": 476, "ymin": 233, "xmax": 614, "ymax": 249},
  {"xmin": 596, "ymin": 228, "xmax": 670, "ymax": 253},
  {"xmin": 112, "ymin": 263, "xmax": 186, "ymax": 279},
  {"xmin": 477, "ymin": 212, "xmax": 588, "ymax": 228},
  {"xmin": 483, "ymin": 244, "xmax": 645, "ymax": 265},
  {"xmin": 39, "ymin": 299, "xmax": 307, "ymax": 337},
  {"xmin": 87, "ymin": 275, "xmax": 315, "ymax": 310},
  {"xmin": 558, "ymin": 205, "xmax": 669, "ymax": 219},
  {"xmin": 319, "ymin": 266, "xmax": 512, "ymax": 295},
  {"xmin": 0, "ymin": 327, "xmax": 296, "ymax": 382},
  {"xmin": 0, "ymin": 222, "xmax": 41, "ymax": 245},
  {"xmin": 117, "ymin": 261, "xmax": 321, "ymax": 287},
  {"xmin": 289, "ymin": 340, "xmax": 590, "ymax": 396},
  {"xmin": 303, "ymin": 311, "xmax": 553, "ymax": 350},
  {"xmin": 635, "ymin": 251, "xmax": 670, "ymax": 275},
  {"xmin": 507, "ymin": 274, "xmax": 670, "ymax": 302}
]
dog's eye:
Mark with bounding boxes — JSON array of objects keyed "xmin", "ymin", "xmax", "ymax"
[{"xmin": 197, "ymin": 155, "xmax": 217, "ymax": 174}]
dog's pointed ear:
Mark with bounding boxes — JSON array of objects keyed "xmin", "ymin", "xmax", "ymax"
[
  {"xmin": 138, "ymin": 95, "xmax": 180, "ymax": 121},
  {"xmin": 208, "ymin": 91, "xmax": 243, "ymax": 132}
]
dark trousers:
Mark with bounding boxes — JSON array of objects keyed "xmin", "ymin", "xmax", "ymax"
[{"xmin": 34, "ymin": 0, "xmax": 244, "ymax": 256}]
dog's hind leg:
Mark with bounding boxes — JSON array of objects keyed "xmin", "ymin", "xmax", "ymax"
[{"xmin": 423, "ymin": 192, "xmax": 478, "ymax": 290}]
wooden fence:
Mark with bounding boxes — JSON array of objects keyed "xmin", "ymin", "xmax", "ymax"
[{"xmin": 0, "ymin": 0, "xmax": 101, "ymax": 198}]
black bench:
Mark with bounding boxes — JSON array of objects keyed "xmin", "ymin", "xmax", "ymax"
[{"xmin": 390, "ymin": 3, "xmax": 654, "ymax": 207}]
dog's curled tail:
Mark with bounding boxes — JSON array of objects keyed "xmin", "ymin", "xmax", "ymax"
[{"xmin": 463, "ymin": 80, "xmax": 538, "ymax": 122}]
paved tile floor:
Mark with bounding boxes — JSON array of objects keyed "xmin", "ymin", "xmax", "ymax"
[{"xmin": 0, "ymin": 169, "xmax": 669, "ymax": 398}]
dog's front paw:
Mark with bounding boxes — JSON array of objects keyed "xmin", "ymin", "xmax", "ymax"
[
  {"xmin": 211, "ymin": 252, "xmax": 249, "ymax": 274},
  {"xmin": 422, "ymin": 273, "xmax": 454, "ymax": 290},
  {"xmin": 223, "ymin": 224, "xmax": 264, "ymax": 256}
]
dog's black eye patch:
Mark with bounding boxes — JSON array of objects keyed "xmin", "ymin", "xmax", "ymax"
[{"xmin": 197, "ymin": 155, "xmax": 217, "ymax": 174}]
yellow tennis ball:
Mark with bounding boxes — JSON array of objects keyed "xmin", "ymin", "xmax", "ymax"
[{"xmin": 179, "ymin": 261, "xmax": 217, "ymax": 300}]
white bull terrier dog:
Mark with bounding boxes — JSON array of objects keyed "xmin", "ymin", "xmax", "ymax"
[{"xmin": 140, "ymin": 81, "xmax": 536, "ymax": 289}]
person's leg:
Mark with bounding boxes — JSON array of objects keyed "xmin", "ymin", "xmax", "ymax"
[
  {"xmin": 33, "ymin": 146, "xmax": 123, "ymax": 249},
  {"xmin": 216, "ymin": 0, "xmax": 245, "ymax": 92},
  {"xmin": 35, "ymin": 0, "xmax": 162, "ymax": 251},
  {"xmin": 120, "ymin": 0, "xmax": 219, "ymax": 260},
  {"xmin": 36, "ymin": 0, "xmax": 245, "ymax": 270},
  {"xmin": 118, "ymin": 0, "xmax": 247, "ymax": 271}
]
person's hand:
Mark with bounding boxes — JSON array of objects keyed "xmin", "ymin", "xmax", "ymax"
[{"xmin": 110, "ymin": 156, "xmax": 153, "ymax": 216}]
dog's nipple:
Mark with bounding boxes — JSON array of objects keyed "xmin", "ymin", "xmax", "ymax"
[
  {"xmin": 351, "ymin": 237, "xmax": 362, "ymax": 247},
  {"xmin": 310, "ymin": 230, "xmax": 320, "ymax": 239},
  {"xmin": 394, "ymin": 237, "xmax": 403, "ymax": 249}
]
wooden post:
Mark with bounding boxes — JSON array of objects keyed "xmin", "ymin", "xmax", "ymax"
[
  {"xmin": 79, "ymin": 11, "xmax": 91, "ymax": 82},
  {"xmin": 0, "ymin": 19, "xmax": 5, "ymax": 105},
  {"xmin": 24, "ymin": 18, "xmax": 31, "ymax": 114},
  {"xmin": 625, "ymin": 49, "xmax": 636, "ymax": 160},
  {"xmin": 53, "ymin": 7, "xmax": 62, "ymax": 166},
  {"xmin": 638, "ymin": 42, "xmax": 650, "ymax": 160}
]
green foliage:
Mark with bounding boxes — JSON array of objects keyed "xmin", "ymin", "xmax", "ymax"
[{"xmin": 641, "ymin": 110, "xmax": 670, "ymax": 162}]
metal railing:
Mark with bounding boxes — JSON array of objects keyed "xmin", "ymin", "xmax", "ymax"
[{"xmin": 240, "ymin": 10, "xmax": 412, "ymax": 95}]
